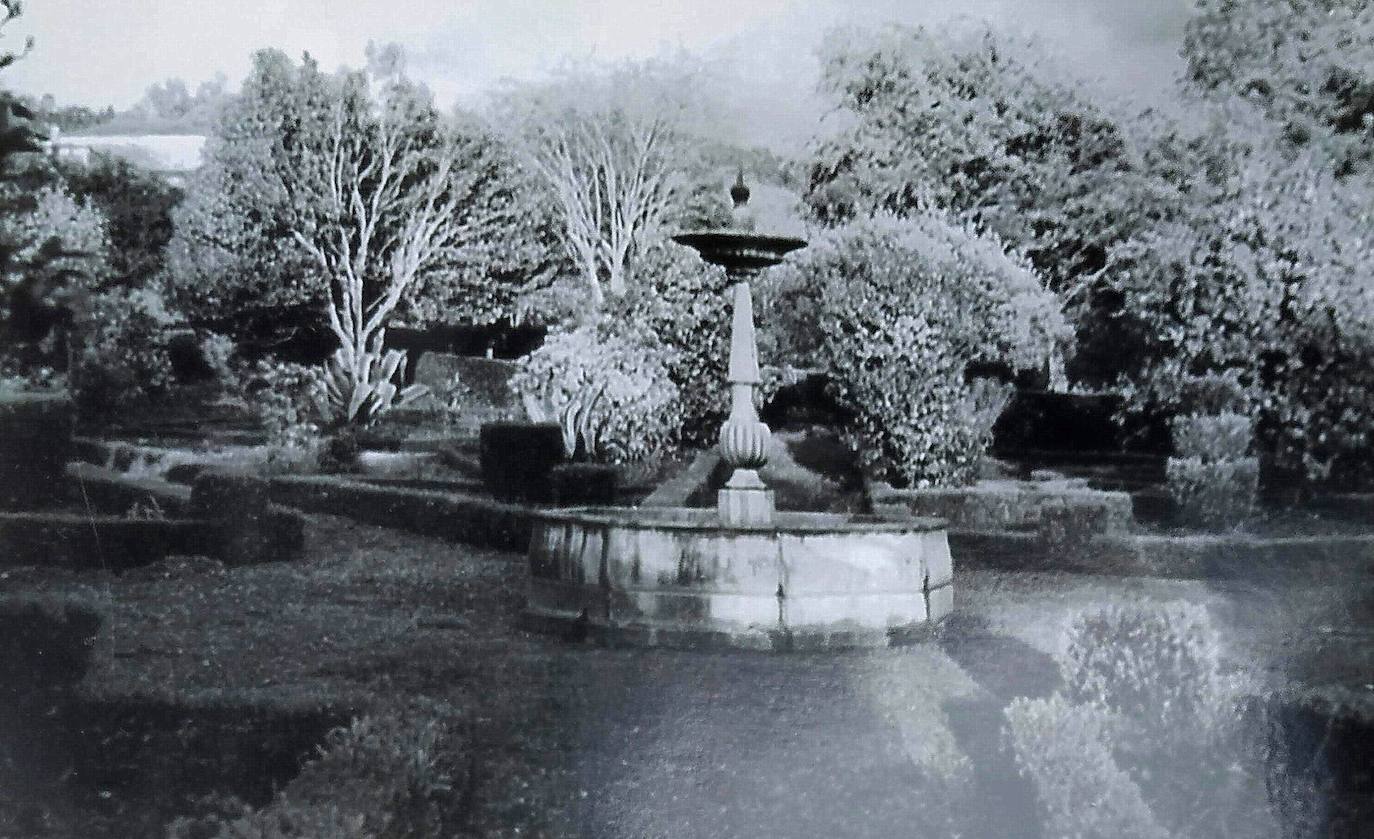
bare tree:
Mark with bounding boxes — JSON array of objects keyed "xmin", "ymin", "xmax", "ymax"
[{"xmin": 524, "ymin": 109, "xmax": 676, "ymax": 306}]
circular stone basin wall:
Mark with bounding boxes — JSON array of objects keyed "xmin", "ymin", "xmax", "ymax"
[{"xmin": 523, "ymin": 507, "xmax": 953, "ymax": 651}]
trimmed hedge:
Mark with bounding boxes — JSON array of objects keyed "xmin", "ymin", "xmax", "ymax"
[
  {"xmin": 550, "ymin": 463, "xmax": 619, "ymax": 507},
  {"xmin": 0, "ymin": 391, "xmax": 75, "ymax": 510},
  {"xmin": 0, "ymin": 512, "xmax": 213, "ymax": 570},
  {"xmin": 0, "ymin": 600, "xmax": 101, "ymax": 703},
  {"xmin": 269, "ymin": 476, "xmax": 533, "ymax": 552},
  {"xmin": 479, "ymin": 422, "xmax": 565, "ymax": 503}
]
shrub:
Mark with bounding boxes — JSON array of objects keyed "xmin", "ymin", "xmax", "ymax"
[
  {"xmin": 1036, "ymin": 500, "xmax": 1110, "ymax": 560},
  {"xmin": 1005, "ymin": 695, "xmax": 1172, "ymax": 839},
  {"xmin": 72, "ymin": 289, "xmax": 174, "ymax": 414},
  {"xmin": 791, "ymin": 213, "xmax": 1065, "ymax": 487},
  {"xmin": 1059, "ymin": 602, "xmax": 1232, "ymax": 740},
  {"xmin": 618, "ymin": 241, "xmax": 730, "ymax": 447},
  {"xmin": 169, "ymin": 703, "xmax": 463, "ymax": 839},
  {"xmin": 198, "ymin": 332, "xmax": 236, "ymax": 387},
  {"xmin": 1046, "ymin": 602, "xmax": 1272, "ymax": 837},
  {"xmin": 1170, "ymin": 412, "xmax": 1252, "ymax": 461},
  {"xmin": 508, "ymin": 320, "xmax": 682, "ymax": 464},
  {"xmin": 1167, "ymin": 456, "xmax": 1260, "ymax": 529},
  {"xmin": 242, "ymin": 360, "xmax": 325, "ymax": 451}
]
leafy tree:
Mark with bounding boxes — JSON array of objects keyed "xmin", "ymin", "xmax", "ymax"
[
  {"xmin": 1183, "ymin": 0, "xmax": 1374, "ymax": 173},
  {"xmin": 167, "ymin": 46, "xmax": 550, "ymax": 363},
  {"xmin": 805, "ymin": 22, "xmax": 1140, "ymax": 384},
  {"xmin": 58, "ymin": 152, "xmax": 183, "ymax": 289}
]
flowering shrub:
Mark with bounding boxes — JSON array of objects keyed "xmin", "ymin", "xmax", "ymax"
[
  {"xmin": 787, "ymin": 213, "xmax": 1065, "ymax": 487},
  {"xmin": 508, "ymin": 320, "xmax": 681, "ymax": 464}
]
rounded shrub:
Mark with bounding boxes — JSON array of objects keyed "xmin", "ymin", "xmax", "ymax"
[{"xmin": 780, "ymin": 213, "xmax": 1067, "ymax": 487}]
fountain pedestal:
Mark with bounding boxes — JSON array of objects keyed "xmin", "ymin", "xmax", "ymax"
[{"xmin": 717, "ymin": 279, "xmax": 774, "ymax": 526}]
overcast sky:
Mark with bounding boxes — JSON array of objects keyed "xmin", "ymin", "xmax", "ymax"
[{"xmin": 5, "ymin": 0, "xmax": 1195, "ymax": 148}]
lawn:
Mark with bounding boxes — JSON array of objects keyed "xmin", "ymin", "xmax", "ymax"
[{"xmin": 4, "ymin": 511, "xmax": 1370, "ymax": 837}]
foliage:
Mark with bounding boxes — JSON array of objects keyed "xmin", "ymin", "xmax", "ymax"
[
  {"xmin": 508, "ymin": 320, "xmax": 681, "ymax": 464},
  {"xmin": 1183, "ymin": 0, "xmax": 1374, "ymax": 174},
  {"xmin": 1005, "ymin": 695, "xmax": 1172, "ymax": 839},
  {"xmin": 1013, "ymin": 602, "xmax": 1275, "ymax": 838},
  {"xmin": 57, "ymin": 151, "xmax": 183, "ymax": 289},
  {"xmin": 243, "ymin": 359, "xmax": 325, "ymax": 450},
  {"xmin": 1105, "ymin": 110, "xmax": 1374, "ymax": 485},
  {"xmin": 782, "ymin": 213, "xmax": 1063, "ymax": 487},
  {"xmin": 555, "ymin": 381, "xmax": 606, "ymax": 461},
  {"xmin": 1171, "ymin": 412, "xmax": 1252, "ymax": 461},
  {"xmin": 197, "ymin": 332, "xmax": 236, "ymax": 387},
  {"xmin": 1167, "ymin": 456, "xmax": 1260, "ymax": 530},
  {"xmin": 1059, "ymin": 603, "xmax": 1234, "ymax": 740},
  {"xmin": 166, "ymin": 46, "xmax": 549, "ymax": 355},
  {"xmin": 426, "ymin": 370, "xmax": 473, "ymax": 427},
  {"xmin": 806, "ymin": 22, "xmax": 1134, "ymax": 381},
  {"xmin": 0, "ymin": 184, "xmax": 108, "ymax": 370},
  {"xmin": 317, "ymin": 345, "xmax": 426, "ymax": 429},
  {"xmin": 72, "ymin": 288, "xmax": 174, "ymax": 412},
  {"xmin": 1036, "ymin": 499, "xmax": 1110, "ymax": 559},
  {"xmin": 615, "ymin": 240, "xmax": 731, "ymax": 446},
  {"xmin": 169, "ymin": 703, "xmax": 462, "ymax": 839}
]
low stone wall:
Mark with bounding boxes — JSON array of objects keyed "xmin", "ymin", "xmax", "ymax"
[{"xmin": 269, "ymin": 475, "xmax": 533, "ymax": 552}]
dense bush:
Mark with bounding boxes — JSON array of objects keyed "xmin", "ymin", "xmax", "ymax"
[
  {"xmin": 776, "ymin": 213, "xmax": 1064, "ymax": 487},
  {"xmin": 1171, "ymin": 412, "xmax": 1252, "ymax": 461},
  {"xmin": 1007, "ymin": 603, "xmax": 1272, "ymax": 838},
  {"xmin": 241, "ymin": 360, "xmax": 325, "ymax": 451},
  {"xmin": 1167, "ymin": 456, "xmax": 1260, "ymax": 530},
  {"xmin": 616, "ymin": 241, "xmax": 730, "ymax": 447},
  {"xmin": 508, "ymin": 320, "xmax": 681, "ymax": 464},
  {"xmin": 72, "ymin": 289, "xmax": 174, "ymax": 413},
  {"xmin": 169, "ymin": 703, "xmax": 463, "ymax": 839},
  {"xmin": 1005, "ymin": 695, "xmax": 1171, "ymax": 839}
]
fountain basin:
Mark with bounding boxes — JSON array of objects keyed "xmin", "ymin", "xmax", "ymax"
[{"xmin": 523, "ymin": 507, "xmax": 953, "ymax": 651}]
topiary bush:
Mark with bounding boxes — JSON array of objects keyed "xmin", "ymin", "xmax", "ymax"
[
  {"xmin": 508, "ymin": 320, "xmax": 682, "ymax": 464},
  {"xmin": 779, "ymin": 213, "xmax": 1066, "ymax": 487},
  {"xmin": 1167, "ymin": 411, "xmax": 1258, "ymax": 529}
]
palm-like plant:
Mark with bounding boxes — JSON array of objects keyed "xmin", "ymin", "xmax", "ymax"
[{"xmin": 317, "ymin": 346, "xmax": 427, "ymax": 427}]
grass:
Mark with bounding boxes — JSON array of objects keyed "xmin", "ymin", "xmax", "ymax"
[{"xmin": 3, "ymin": 504, "xmax": 1372, "ymax": 836}]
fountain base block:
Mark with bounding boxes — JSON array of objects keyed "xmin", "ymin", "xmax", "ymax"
[{"xmin": 523, "ymin": 507, "xmax": 953, "ymax": 651}]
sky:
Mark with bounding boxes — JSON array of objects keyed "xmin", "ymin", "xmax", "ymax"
[{"xmin": 4, "ymin": 0, "xmax": 1196, "ymax": 150}]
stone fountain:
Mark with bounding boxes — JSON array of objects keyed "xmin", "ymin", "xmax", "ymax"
[{"xmin": 521, "ymin": 174, "xmax": 953, "ymax": 651}]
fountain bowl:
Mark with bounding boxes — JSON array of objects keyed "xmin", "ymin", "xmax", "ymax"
[
  {"xmin": 670, "ymin": 231, "xmax": 807, "ymax": 273},
  {"xmin": 522, "ymin": 506, "xmax": 953, "ymax": 651}
]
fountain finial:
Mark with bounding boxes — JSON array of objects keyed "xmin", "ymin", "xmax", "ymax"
[{"xmin": 730, "ymin": 167, "xmax": 750, "ymax": 208}]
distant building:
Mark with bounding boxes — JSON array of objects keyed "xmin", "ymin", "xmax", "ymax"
[{"xmin": 49, "ymin": 131, "xmax": 205, "ymax": 187}]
